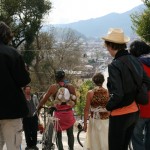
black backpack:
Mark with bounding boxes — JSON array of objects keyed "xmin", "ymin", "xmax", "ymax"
[{"xmin": 119, "ymin": 57, "xmax": 149, "ymax": 105}]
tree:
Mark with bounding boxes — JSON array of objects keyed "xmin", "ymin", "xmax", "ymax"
[
  {"xmin": 30, "ymin": 28, "xmax": 84, "ymax": 91},
  {"xmin": 131, "ymin": 0, "xmax": 150, "ymax": 42},
  {"xmin": 29, "ymin": 31, "xmax": 54, "ymax": 91},
  {"xmin": 75, "ymin": 80, "xmax": 94, "ymax": 119},
  {"xmin": 0, "ymin": 0, "xmax": 52, "ymax": 65},
  {"xmin": 142, "ymin": 0, "xmax": 150, "ymax": 7}
]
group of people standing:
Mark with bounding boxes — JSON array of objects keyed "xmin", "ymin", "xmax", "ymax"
[
  {"xmin": 83, "ymin": 28, "xmax": 150, "ymax": 150},
  {"xmin": 0, "ymin": 21, "xmax": 150, "ymax": 150}
]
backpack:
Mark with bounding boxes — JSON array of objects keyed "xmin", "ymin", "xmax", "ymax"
[
  {"xmin": 119, "ymin": 57, "xmax": 149, "ymax": 105},
  {"xmin": 90, "ymin": 87, "xmax": 109, "ymax": 119},
  {"xmin": 91, "ymin": 87, "xmax": 109, "ymax": 108},
  {"xmin": 135, "ymin": 83, "xmax": 148, "ymax": 105},
  {"xmin": 54, "ymin": 83, "xmax": 76, "ymax": 107}
]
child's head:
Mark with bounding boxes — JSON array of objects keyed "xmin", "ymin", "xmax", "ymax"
[{"xmin": 92, "ymin": 72, "xmax": 104, "ymax": 86}]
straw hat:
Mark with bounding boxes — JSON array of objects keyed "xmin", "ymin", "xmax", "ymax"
[{"xmin": 102, "ymin": 28, "xmax": 130, "ymax": 44}]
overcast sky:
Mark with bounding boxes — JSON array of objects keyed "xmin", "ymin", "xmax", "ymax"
[{"xmin": 44, "ymin": 0, "xmax": 143, "ymax": 24}]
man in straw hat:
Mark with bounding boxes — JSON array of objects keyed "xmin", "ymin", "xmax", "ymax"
[{"xmin": 102, "ymin": 28, "xmax": 150, "ymax": 150}]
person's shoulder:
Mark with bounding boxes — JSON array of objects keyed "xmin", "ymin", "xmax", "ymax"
[
  {"xmin": 93, "ymin": 87, "xmax": 108, "ymax": 94},
  {"xmin": 48, "ymin": 83, "xmax": 59, "ymax": 94},
  {"xmin": 51, "ymin": 83, "xmax": 57, "ymax": 86},
  {"xmin": 50, "ymin": 83, "xmax": 59, "ymax": 88},
  {"xmin": 68, "ymin": 84, "xmax": 76, "ymax": 91},
  {"xmin": 1, "ymin": 44, "xmax": 18, "ymax": 55},
  {"xmin": 66, "ymin": 83, "xmax": 74, "ymax": 87},
  {"xmin": 32, "ymin": 94, "xmax": 38, "ymax": 98},
  {"xmin": 101, "ymin": 87, "xmax": 108, "ymax": 92},
  {"xmin": 87, "ymin": 90, "xmax": 94, "ymax": 98},
  {"xmin": 93, "ymin": 86, "xmax": 101, "ymax": 92},
  {"xmin": 109, "ymin": 58, "xmax": 124, "ymax": 71},
  {"xmin": 88, "ymin": 89, "xmax": 94, "ymax": 94}
]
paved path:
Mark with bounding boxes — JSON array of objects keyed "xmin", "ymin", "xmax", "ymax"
[{"xmin": 3, "ymin": 128, "xmax": 84, "ymax": 150}]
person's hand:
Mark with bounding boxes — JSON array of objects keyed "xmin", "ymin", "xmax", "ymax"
[
  {"xmin": 83, "ymin": 123, "xmax": 87, "ymax": 132},
  {"xmin": 107, "ymin": 111, "xmax": 111, "ymax": 116},
  {"xmin": 49, "ymin": 106, "xmax": 57, "ymax": 116}
]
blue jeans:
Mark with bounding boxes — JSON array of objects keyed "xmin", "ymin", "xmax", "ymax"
[{"xmin": 132, "ymin": 118, "xmax": 150, "ymax": 150}]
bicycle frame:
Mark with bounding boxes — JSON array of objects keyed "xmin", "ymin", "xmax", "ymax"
[
  {"xmin": 77, "ymin": 120, "xmax": 85, "ymax": 147},
  {"xmin": 38, "ymin": 107, "xmax": 59, "ymax": 150}
]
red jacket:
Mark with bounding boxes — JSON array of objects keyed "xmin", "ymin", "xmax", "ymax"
[{"xmin": 140, "ymin": 63, "xmax": 150, "ymax": 118}]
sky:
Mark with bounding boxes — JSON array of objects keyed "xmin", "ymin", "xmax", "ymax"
[{"xmin": 44, "ymin": 0, "xmax": 143, "ymax": 24}]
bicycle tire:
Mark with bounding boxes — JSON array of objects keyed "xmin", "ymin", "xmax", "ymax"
[
  {"xmin": 128, "ymin": 141, "xmax": 133, "ymax": 150},
  {"xmin": 42, "ymin": 122, "xmax": 55, "ymax": 150},
  {"xmin": 77, "ymin": 129, "xmax": 84, "ymax": 147}
]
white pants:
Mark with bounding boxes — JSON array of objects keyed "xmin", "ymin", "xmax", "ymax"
[{"xmin": 0, "ymin": 118, "xmax": 22, "ymax": 150}]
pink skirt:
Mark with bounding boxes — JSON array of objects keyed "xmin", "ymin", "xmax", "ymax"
[{"xmin": 54, "ymin": 105, "xmax": 75, "ymax": 131}]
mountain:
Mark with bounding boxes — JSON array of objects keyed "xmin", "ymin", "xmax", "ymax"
[{"xmin": 42, "ymin": 4, "xmax": 145, "ymax": 39}]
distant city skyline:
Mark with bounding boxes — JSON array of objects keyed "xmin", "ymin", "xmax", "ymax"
[{"xmin": 44, "ymin": 0, "xmax": 143, "ymax": 24}]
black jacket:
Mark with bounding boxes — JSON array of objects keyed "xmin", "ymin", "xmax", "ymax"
[
  {"xmin": 0, "ymin": 41, "xmax": 31, "ymax": 119},
  {"xmin": 106, "ymin": 50, "xmax": 150, "ymax": 111}
]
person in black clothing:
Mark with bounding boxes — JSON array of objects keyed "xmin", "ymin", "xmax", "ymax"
[
  {"xmin": 130, "ymin": 40, "xmax": 150, "ymax": 150},
  {"xmin": 23, "ymin": 85, "xmax": 39, "ymax": 150},
  {"xmin": 37, "ymin": 70, "xmax": 76, "ymax": 150},
  {"xmin": 101, "ymin": 28, "xmax": 150, "ymax": 150},
  {"xmin": 0, "ymin": 22, "xmax": 31, "ymax": 150}
]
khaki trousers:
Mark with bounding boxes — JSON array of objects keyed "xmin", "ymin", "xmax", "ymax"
[{"xmin": 0, "ymin": 118, "xmax": 22, "ymax": 150}]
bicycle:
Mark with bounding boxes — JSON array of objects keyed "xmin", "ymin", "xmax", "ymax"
[
  {"xmin": 76, "ymin": 120, "xmax": 86, "ymax": 147},
  {"xmin": 36, "ymin": 106, "xmax": 59, "ymax": 150}
]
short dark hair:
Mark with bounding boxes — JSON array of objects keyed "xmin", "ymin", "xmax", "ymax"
[
  {"xmin": 55, "ymin": 70, "xmax": 65, "ymax": 81},
  {"xmin": 105, "ymin": 41, "xmax": 127, "ymax": 50},
  {"xmin": 0, "ymin": 21, "xmax": 13, "ymax": 44},
  {"xmin": 130, "ymin": 40, "xmax": 150, "ymax": 57},
  {"xmin": 92, "ymin": 72, "xmax": 104, "ymax": 86},
  {"xmin": 23, "ymin": 85, "xmax": 31, "ymax": 91}
]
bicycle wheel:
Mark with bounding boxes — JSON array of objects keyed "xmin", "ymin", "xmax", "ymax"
[
  {"xmin": 77, "ymin": 129, "xmax": 86, "ymax": 147},
  {"xmin": 42, "ymin": 121, "xmax": 55, "ymax": 150},
  {"xmin": 128, "ymin": 141, "xmax": 133, "ymax": 150}
]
